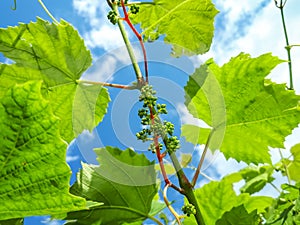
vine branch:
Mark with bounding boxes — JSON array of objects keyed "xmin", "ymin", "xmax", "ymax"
[
  {"xmin": 112, "ymin": 2, "xmax": 145, "ymax": 85},
  {"xmin": 275, "ymin": 0, "xmax": 294, "ymax": 90},
  {"xmin": 120, "ymin": 0, "xmax": 149, "ymax": 83}
]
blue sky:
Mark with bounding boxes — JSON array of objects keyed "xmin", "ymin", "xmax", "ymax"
[{"xmin": 1, "ymin": 0, "xmax": 300, "ymax": 224}]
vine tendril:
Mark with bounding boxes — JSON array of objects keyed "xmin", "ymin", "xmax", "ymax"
[{"xmin": 11, "ymin": 0, "xmax": 17, "ymax": 10}]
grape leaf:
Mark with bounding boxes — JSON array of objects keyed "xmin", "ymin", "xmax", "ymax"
[
  {"xmin": 182, "ymin": 53, "xmax": 300, "ymax": 164},
  {"xmin": 130, "ymin": 0, "xmax": 218, "ymax": 56},
  {"xmin": 265, "ymin": 183, "xmax": 300, "ymax": 225},
  {"xmin": 0, "ymin": 81, "xmax": 85, "ymax": 220},
  {"xmin": 287, "ymin": 144, "xmax": 300, "ymax": 182},
  {"xmin": 184, "ymin": 172, "xmax": 274, "ymax": 225},
  {"xmin": 0, "ymin": 18, "xmax": 110, "ymax": 142},
  {"xmin": 216, "ymin": 205, "xmax": 259, "ymax": 225},
  {"xmin": 190, "ymin": 175, "xmax": 249, "ymax": 225},
  {"xmin": 65, "ymin": 147, "xmax": 158, "ymax": 225},
  {"xmin": 239, "ymin": 165, "xmax": 274, "ymax": 194}
]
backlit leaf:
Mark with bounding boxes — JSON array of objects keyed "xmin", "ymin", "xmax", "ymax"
[
  {"xmin": 184, "ymin": 172, "xmax": 274, "ymax": 225},
  {"xmin": 182, "ymin": 53, "xmax": 300, "ymax": 164},
  {"xmin": 65, "ymin": 147, "xmax": 158, "ymax": 225},
  {"xmin": 216, "ymin": 205, "xmax": 259, "ymax": 225},
  {"xmin": 287, "ymin": 143, "xmax": 300, "ymax": 182},
  {"xmin": 0, "ymin": 18, "xmax": 110, "ymax": 142},
  {"xmin": 130, "ymin": 0, "xmax": 218, "ymax": 56},
  {"xmin": 239, "ymin": 165, "xmax": 274, "ymax": 194},
  {"xmin": 0, "ymin": 81, "xmax": 85, "ymax": 220}
]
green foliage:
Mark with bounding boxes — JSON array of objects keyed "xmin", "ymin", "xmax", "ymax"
[
  {"xmin": 184, "ymin": 172, "xmax": 274, "ymax": 224},
  {"xmin": 1, "ymin": 1, "xmax": 300, "ymax": 225},
  {"xmin": 239, "ymin": 165, "xmax": 275, "ymax": 194},
  {"xmin": 216, "ymin": 205, "xmax": 260, "ymax": 225},
  {"xmin": 265, "ymin": 183, "xmax": 300, "ymax": 225},
  {"xmin": 0, "ymin": 81, "xmax": 85, "ymax": 220},
  {"xmin": 182, "ymin": 53, "xmax": 300, "ymax": 164},
  {"xmin": 130, "ymin": 0, "xmax": 218, "ymax": 56},
  {"xmin": 0, "ymin": 18, "xmax": 110, "ymax": 142},
  {"xmin": 287, "ymin": 144, "xmax": 300, "ymax": 182},
  {"xmin": 65, "ymin": 147, "xmax": 158, "ymax": 225},
  {"xmin": 0, "ymin": 218, "xmax": 23, "ymax": 225}
]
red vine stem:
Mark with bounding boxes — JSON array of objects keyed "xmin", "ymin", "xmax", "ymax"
[
  {"xmin": 120, "ymin": 0, "xmax": 149, "ymax": 83},
  {"xmin": 119, "ymin": 0, "xmax": 183, "ymax": 193},
  {"xmin": 149, "ymin": 107, "xmax": 170, "ymax": 185},
  {"xmin": 149, "ymin": 106, "xmax": 184, "ymax": 193}
]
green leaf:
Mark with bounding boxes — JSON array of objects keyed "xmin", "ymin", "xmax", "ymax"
[
  {"xmin": 287, "ymin": 143, "xmax": 300, "ymax": 182},
  {"xmin": 130, "ymin": 0, "xmax": 218, "ymax": 56},
  {"xmin": 65, "ymin": 147, "xmax": 158, "ymax": 225},
  {"xmin": 265, "ymin": 183, "xmax": 300, "ymax": 225},
  {"xmin": 239, "ymin": 165, "xmax": 274, "ymax": 194},
  {"xmin": 183, "ymin": 53, "xmax": 300, "ymax": 164},
  {"xmin": 0, "ymin": 18, "xmax": 110, "ymax": 142},
  {"xmin": 216, "ymin": 205, "xmax": 259, "ymax": 225},
  {"xmin": 244, "ymin": 196, "xmax": 274, "ymax": 214},
  {"xmin": 0, "ymin": 81, "xmax": 85, "ymax": 220},
  {"xmin": 184, "ymin": 172, "xmax": 274, "ymax": 225},
  {"xmin": 191, "ymin": 175, "xmax": 249, "ymax": 225},
  {"xmin": 0, "ymin": 218, "xmax": 23, "ymax": 225}
]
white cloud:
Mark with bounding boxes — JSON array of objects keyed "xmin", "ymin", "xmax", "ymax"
[
  {"xmin": 82, "ymin": 43, "xmax": 143, "ymax": 82},
  {"xmin": 42, "ymin": 218, "xmax": 61, "ymax": 225},
  {"xmin": 83, "ymin": 24, "xmax": 126, "ymax": 51},
  {"xmin": 72, "ymin": 0, "xmax": 132, "ymax": 51}
]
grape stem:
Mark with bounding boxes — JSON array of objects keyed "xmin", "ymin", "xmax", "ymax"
[
  {"xmin": 77, "ymin": 80, "xmax": 136, "ymax": 90},
  {"xmin": 120, "ymin": 0, "xmax": 149, "ymax": 83},
  {"xmin": 275, "ymin": 0, "xmax": 294, "ymax": 90}
]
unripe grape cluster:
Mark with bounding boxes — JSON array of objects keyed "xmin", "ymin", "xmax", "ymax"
[
  {"xmin": 182, "ymin": 203, "xmax": 196, "ymax": 217},
  {"xmin": 136, "ymin": 85, "xmax": 180, "ymax": 154},
  {"xmin": 107, "ymin": 11, "xmax": 118, "ymax": 25},
  {"xmin": 129, "ymin": 5, "xmax": 140, "ymax": 14}
]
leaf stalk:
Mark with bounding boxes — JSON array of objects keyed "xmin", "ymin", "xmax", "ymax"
[
  {"xmin": 192, "ymin": 130, "xmax": 214, "ymax": 187},
  {"xmin": 37, "ymin": 0, "xmax": 59, "ymax": 24}
]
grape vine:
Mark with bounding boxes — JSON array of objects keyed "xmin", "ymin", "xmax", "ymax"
[{"xmin": 0, "ymin": 0, "xmax": 299, "ymax": 225}]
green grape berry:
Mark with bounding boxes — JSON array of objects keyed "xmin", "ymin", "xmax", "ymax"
[
  {"xmin": 164, "ymin": 121, "xmax": 174, "ymax": 136},
  {"xmin": 139, "ymin": 85, "xmax": 157, "ymax": 107},
  {"xmin": 136, "ymin": 129, "xmax": 150, "ymax": 142},
  {"xmin": 148, "ymin": 142, "xmax": 163, "ymax": 153},
  {"xmin": 141, "ymin": 117, "xmax": 150, "ymax": 125},
  {"xmin": 130, "ymin": 5, "xmax": 140, "ymax": 14},
  {"xmin": 182, "ymin": 204, "xmax": 196, "ymax": 217},
  {"xmin": 166, "ymin": 136, "xmax": 180, "ymax": 153},
  {"xmin": 156, "ymin": 104, "xmax": 167, "ymax": 114},
  {"xmin": 151, "ymin": 121, "xmax": 164, "ymax": 135},
  {"xmin": 107, "ymin": 11, "xmax": 118, "ymax": 25},
  {"xmin": 138, "ymin": 109, "xmax": 148, "ymax": 118}
]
